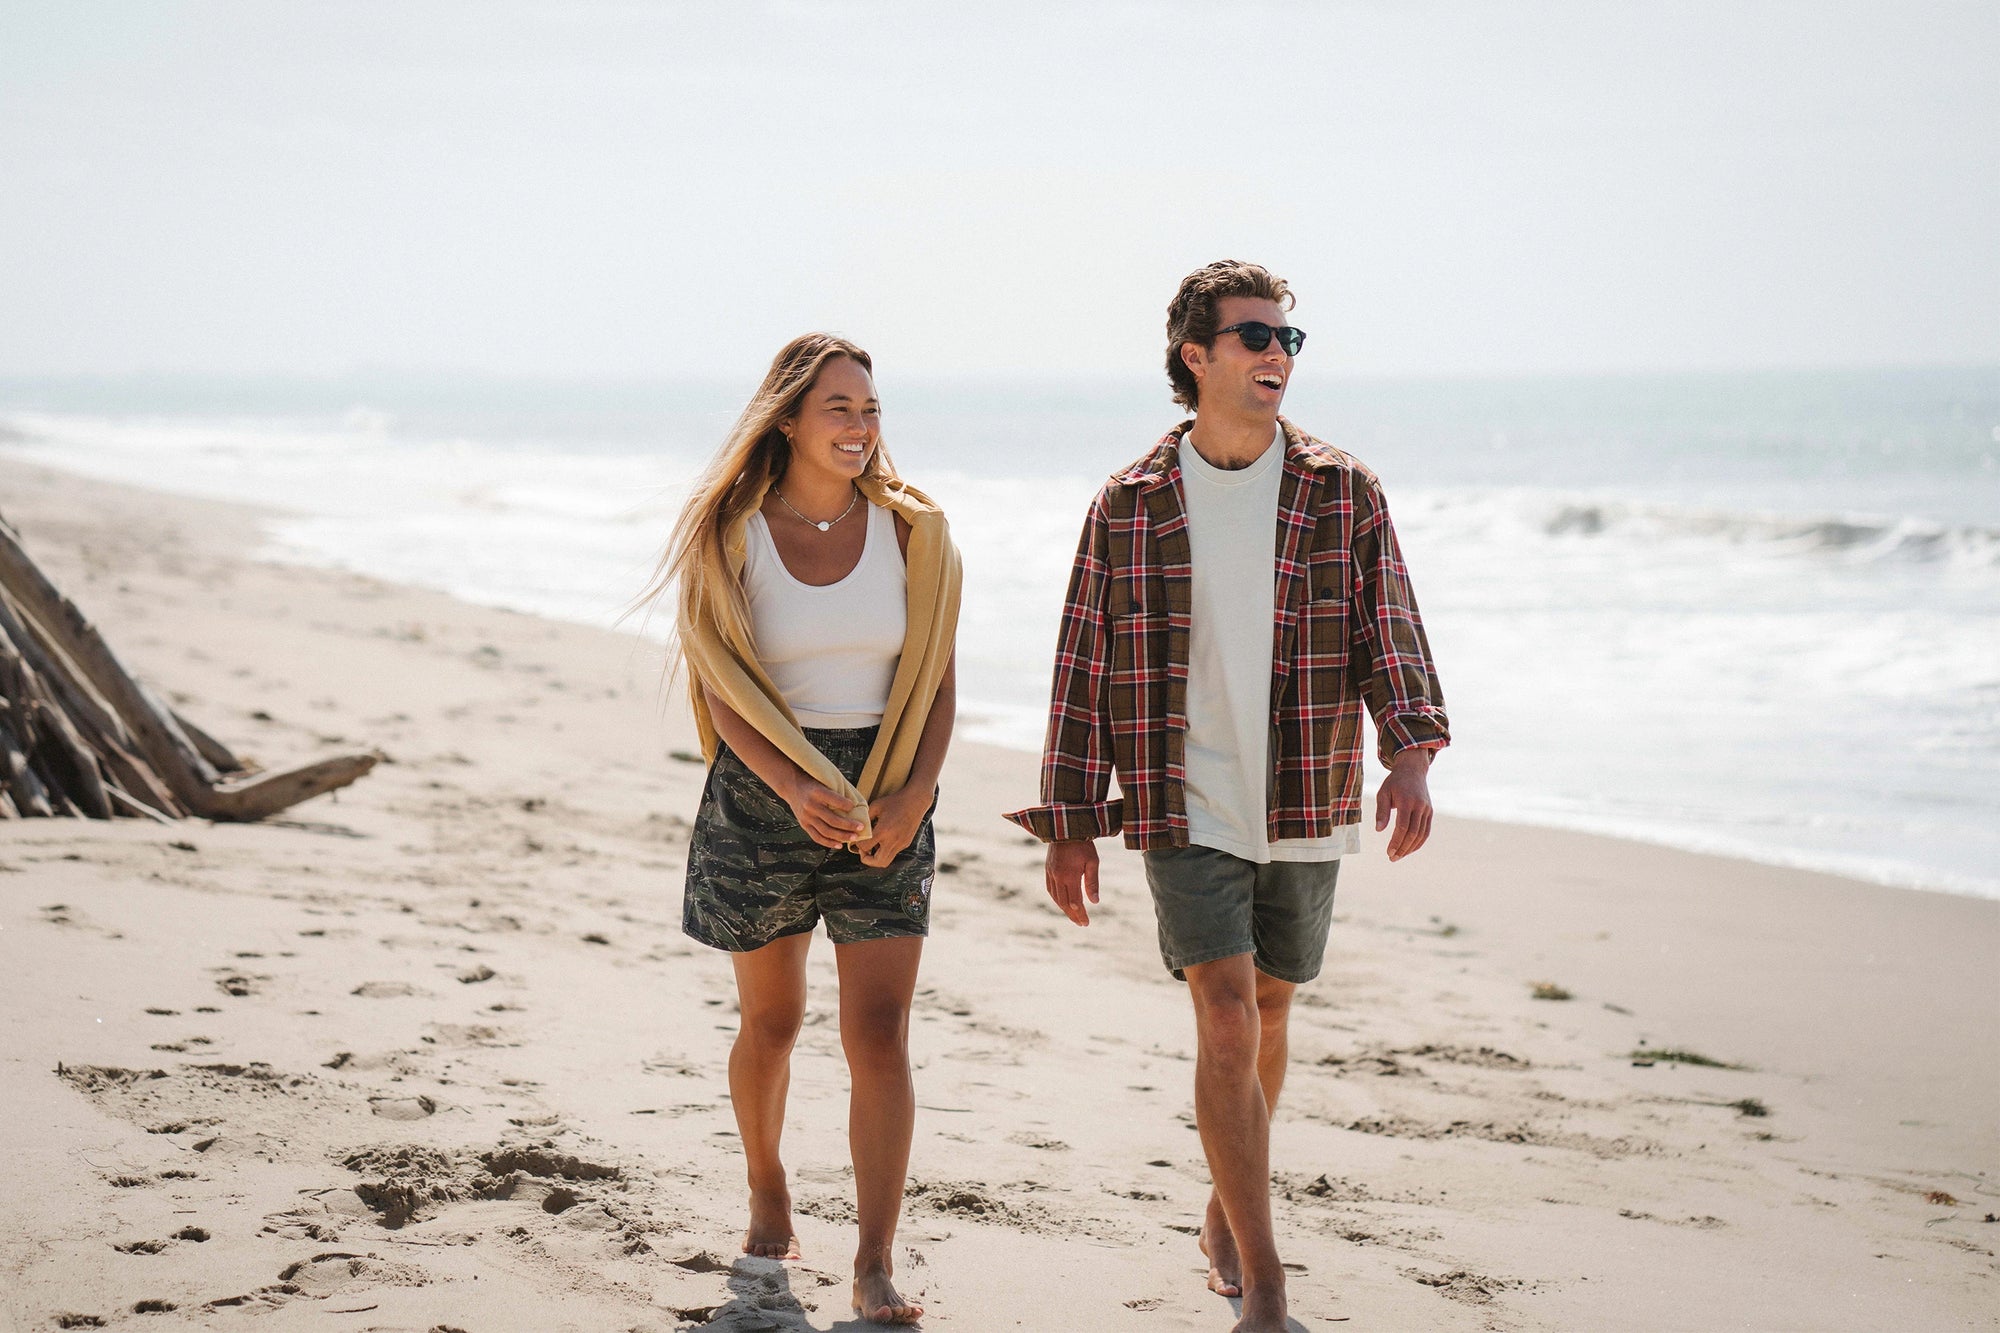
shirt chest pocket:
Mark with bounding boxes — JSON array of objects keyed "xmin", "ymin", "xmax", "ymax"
[
  {"xmin": 1299, "ymin": 550, "xmax": 1352, "ymax": 662},
  {"xmin": 1305, "ymin": 547, "xmax": 1352, "ymax": 607},
  {"xmin": 1107, "ymin": 572, "xmax": 1170, "ymax": 702},
  {"xmin": 1108, "ymin": 571, "xmax": 1167, "ymax": 620}
]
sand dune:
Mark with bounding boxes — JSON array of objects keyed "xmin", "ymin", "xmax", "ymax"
[{"xmin": 2, "ymin": 461, "xmax": 1994, "ymax": 1332}]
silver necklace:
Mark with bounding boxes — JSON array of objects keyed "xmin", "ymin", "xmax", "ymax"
[{"xmin": 773, "ymin": 485, "xmax": 860, "ymax": 532}]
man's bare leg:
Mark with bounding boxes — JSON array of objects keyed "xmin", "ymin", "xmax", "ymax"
[
  {"xmin": 1202, "ymin": 970, "xmax": 1297, "ymax": 1299},
  {"xmin": 1185, "ymin": 955, "xmax": 1290, "ymax": 1333},
  {"xmin": 835, "ymin": 935, "xmax": 926, "ymax": 1325},
  {"xmin": 728, "ymin": 933, "xmax": 811, "ymax": 1259}
]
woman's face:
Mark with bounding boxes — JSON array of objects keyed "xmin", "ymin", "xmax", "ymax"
[{"xmin": 781, "ymin": 356, "xmax": 880, "ymax": 485}]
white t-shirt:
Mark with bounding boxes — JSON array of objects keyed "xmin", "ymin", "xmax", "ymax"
[
  {"xmin": 1179, "ymin": 432, "xmax": 1361, "ymax": 864},
  {"xmin": 742, "ymin": 504, "xmax": 906, "ymax": 728}
]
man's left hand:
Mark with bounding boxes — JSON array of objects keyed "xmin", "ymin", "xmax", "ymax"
[{"xmin": 1375, "ymin": 748, "xmax": 1436, "ymax": 861}]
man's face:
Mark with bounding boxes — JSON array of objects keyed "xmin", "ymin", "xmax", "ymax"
[{"xmin": 1182, "ymin": 294, "xmax": 1293, "ymax": 420}]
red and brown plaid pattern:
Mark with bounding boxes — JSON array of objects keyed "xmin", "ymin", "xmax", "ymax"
[{"xmin": 1006, "ymin": 418, "xmax": 1449, "ymax": 849}]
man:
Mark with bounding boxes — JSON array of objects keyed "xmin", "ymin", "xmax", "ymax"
[{"xmin": 1006, "ymin": 260, "xmax": 1449, "ymax": 1333}]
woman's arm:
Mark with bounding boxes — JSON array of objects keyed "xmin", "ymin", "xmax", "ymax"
[
  {"xmin": 703, "ymin": 685, "xmax": 865, "ymax": 849},
  {"xmin": 859, "ymin": 650, "xmax": 955, "ymax": 867}
]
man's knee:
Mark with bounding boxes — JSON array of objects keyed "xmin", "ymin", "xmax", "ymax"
[
  {"xmin": 1255, "ymin": 983, "xmax": 1294, "ymax": 1033},
  {"xmin": 1191, "ymin": 989, "xmax": 1262, "ymax": 1067}
]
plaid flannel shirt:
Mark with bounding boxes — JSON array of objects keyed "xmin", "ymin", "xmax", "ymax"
[{"xmin": 1006, "ymin": 418, "xmax": 1450, "ymax": 849}]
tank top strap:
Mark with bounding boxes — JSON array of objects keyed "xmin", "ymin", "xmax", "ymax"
[{"xmin": 866, "ymin": 498, "xmax": 890, "ymax": 559}]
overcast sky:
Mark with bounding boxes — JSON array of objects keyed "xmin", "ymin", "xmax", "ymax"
[{"xmin": 2, "ymin": 0, "xmax": 1996, "ymax": 381}]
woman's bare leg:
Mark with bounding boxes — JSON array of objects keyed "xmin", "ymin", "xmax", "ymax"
[
  {"xmin": 728, "ymin": 931, "xmax": 812, "ymax": 1259},
  {"xmin": 834, "ymin": 935, "xmax": 925, "ymax": 1324}
]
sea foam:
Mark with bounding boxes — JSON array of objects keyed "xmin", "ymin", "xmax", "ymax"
[{"xmin": 4, "ymin": 377, "xmax": 1996, "ymax": 898}]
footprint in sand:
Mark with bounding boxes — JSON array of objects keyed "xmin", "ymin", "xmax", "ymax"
[
  {"xmin": 1006, "ymin": 1132, "xmax": 1071, "ymax": 1152},
  {"xmin": 277, "ymin": 1252, "xmax": 427, "ymax": 1298},
  {"xmin": 108, "ymin": 1225, "xmax": 209, "ymax": 1257},
  {"xmin": 368, "ymin": 1094, "xmax": 439, "ymax": 1120},
  {"xmin": 423, "ymin": 1022, "xmax": 511, "ymax": 1048},
  {"xmin": 350, "ymin": 980, "xmax": 424, "ymax": 998},
  {"xmin": 40, "ymin": 903, "xmax": 123, "ymax": 938},
  {"xmin": 1402, "ymin": 1266, "xmax": 1525, "ymax": 1306}
]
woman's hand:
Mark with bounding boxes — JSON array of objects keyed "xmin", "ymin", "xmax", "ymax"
[
  {"xmin": 858, "ymin": 784, "xmax": 931, "ymax": 868},
  {"xmin": 782, "ymin": 772, "xmax": 868, "ymax": 850}
]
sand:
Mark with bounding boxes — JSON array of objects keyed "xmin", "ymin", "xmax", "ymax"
[{"xmin": 1, "ymin": 460, "xmax": 1995, "ymax": 1332}]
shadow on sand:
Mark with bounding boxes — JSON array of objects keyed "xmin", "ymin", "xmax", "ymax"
[{"xmin": 686, "ymin": 1255, "xmax": 922, "ymax": 1332}]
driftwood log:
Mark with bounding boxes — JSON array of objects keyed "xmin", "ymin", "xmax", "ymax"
[{"xmin": 0, "ymin": 511, "xmax": 378, "ymax": 821}]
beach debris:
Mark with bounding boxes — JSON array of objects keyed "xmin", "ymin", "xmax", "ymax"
[
  {"xmin": 1529, "ymin": 981, "xmax": 1573, "ymax": 1001},
  {"xmin": 0, "ymin": 512, "xmax": 379, "ymax": 820},
  {"xmin": 1624, "ymin": 1047, "xmax": 1745, "ymax": 1070}
]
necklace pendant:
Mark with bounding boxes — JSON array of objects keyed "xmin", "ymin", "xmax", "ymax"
[{"xmin": 816, "ymin": 520, "xmax": 831, "ymax": 532}]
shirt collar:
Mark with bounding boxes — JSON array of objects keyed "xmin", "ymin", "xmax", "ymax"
[{"xmin": 1113, "ymin": 417, "xmax": 1336, "ymax": 492}]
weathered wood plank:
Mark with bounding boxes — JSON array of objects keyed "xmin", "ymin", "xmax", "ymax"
[{"xmin": 0, "ymin": 511, "xmax": 377, "ymax": 821}]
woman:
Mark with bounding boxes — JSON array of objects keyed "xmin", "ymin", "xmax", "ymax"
[{"xmin": 642, "ymin": 333, "xmax": 960, "ymax": 1325}]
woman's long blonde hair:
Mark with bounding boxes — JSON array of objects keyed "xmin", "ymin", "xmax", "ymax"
[{"xmin": 635, "ymin": 333, "xmax": 898, "ymax": 682}]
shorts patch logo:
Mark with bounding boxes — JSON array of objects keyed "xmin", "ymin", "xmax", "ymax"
[{"xmin": 906, "ymin": 874, "xmax": 933, "ymax": 921}]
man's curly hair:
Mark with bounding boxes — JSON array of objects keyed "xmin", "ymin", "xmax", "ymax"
[{"xmin": 1164, "ymin": 260, "xmax": 1295, "ymax": 411}]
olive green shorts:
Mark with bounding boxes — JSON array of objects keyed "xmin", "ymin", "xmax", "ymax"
[
  {"xmin": 682, "ymin": 725, "xmax": 935, "ymax": 952},
  {"xmin": 1142, "ymin": 844, "xmax": 1341, "ymax": 984}
]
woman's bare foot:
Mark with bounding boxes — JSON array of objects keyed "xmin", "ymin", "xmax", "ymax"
[
  {"xmin": 1200, "ymin": 1194, "xmax": 1242, "ymax": 1297},
  {"xmin": 742, "ymin": 1188, "xmax": 800, "ymax": 1260},
  {"xmin": 853, "ymin": 1267, "xmax": 923, "ymax": 1324}
]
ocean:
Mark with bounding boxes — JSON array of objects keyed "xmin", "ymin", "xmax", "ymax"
[{"xmin": 3, "ymin": 367, "xmax": 1996, "ymax": 897}]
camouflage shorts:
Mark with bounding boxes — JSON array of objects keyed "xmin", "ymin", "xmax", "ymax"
[{"xmin": 682, "ymin": 725, "xmax": 936, "ymax": 952}]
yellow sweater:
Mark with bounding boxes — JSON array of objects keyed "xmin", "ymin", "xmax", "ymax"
[{"xmin": 679, "ymin": 473, "xmax": 962, "ymax": 839}]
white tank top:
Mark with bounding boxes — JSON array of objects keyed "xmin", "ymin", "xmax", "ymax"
[{"xmin": 743, "ymin": 502, "xmax": 907, "ymax": 728}]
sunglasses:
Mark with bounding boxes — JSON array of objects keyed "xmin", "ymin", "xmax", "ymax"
[{"xmin": 1217, "ymin": 321, "xmax": 1307, "ymax": 355}]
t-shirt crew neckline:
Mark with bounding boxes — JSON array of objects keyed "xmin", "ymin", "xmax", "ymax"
[{"xmin": 1177, "ymin": 427, "xmax": 1284, "ymax": 487}]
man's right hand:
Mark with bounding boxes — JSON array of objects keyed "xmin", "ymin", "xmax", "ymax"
[
  {"xmin": 782, "ymin": 772, "xmax": 867, "ymax": 849},
  {"xmin": 1045, "ymin": 839, "xmax": 1100, "ymax": 926}
]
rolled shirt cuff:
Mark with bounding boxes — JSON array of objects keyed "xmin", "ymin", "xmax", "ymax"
[
  {"xmin": 1378, "ymin": 709, "xmax": 1451, "ymax": 767},
  {"xmin": 1004, "ymin": 800, "xmax": 1123, "ymax": 844}
]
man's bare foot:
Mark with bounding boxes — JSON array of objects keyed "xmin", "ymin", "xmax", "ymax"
[
  {"xmin": 853, "ymin": 1267, "xmax": 923, "ymax": 1324},
  {"xmin": 1200, "ymin": 1194, "xmax": 1243, "ymax": 1298},
  {"xmin": 742, "ymin": 1187, "xmax": 800, "ymax": 1260},
  {"xmin": 1231, "ymin": 1282, "xmax": 1288, "ymax": 1333}
]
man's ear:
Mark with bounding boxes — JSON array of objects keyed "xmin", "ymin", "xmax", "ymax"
[{"xmin": 1179, "ymin": 340, "xmax": 1207, "ymax": 385}]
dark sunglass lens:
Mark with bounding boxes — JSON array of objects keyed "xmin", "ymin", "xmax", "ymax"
[
  {"xmin": 1276, "ymin": 327, "xmax": 1306, "ymax": 355},
  {"xmin": 1233, "ymin": 322, "xmax": 1274, "ymax": 351}
]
